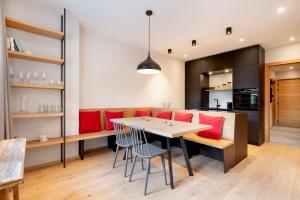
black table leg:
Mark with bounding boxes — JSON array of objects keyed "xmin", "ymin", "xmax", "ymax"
[
  {"xmin": 167, "ymin": 138, "xmax": 174, "ymax": 189},
  {"xmin": 79, "ymin": 140, "xmax": 84, "ymax": 160},
  {"xmin": 179, "ymin": 136, "xmax": 193, "ymax": 176}
]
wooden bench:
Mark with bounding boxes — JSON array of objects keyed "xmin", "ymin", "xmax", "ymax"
[
  {"xmin": 186, "ymin": 110, "xmax": 248, "ymax": 173},
  {"xmin": 26, "ymin": 107, "xmax": 152, "ymax": 160},
  {"xmin": 0, "ymin": 138, "xmax": 26, "ymax": 200},
  {"xmin": 153, "ymin": 109, "xmax": 248, "ymax": 173},
  {"xmin": 183, "ymin": 133, "xmax": 236, "ymax": 173}
]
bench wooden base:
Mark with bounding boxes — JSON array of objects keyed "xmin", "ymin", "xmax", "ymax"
[{"xmin": 184, "ymin": 134, "xmax": 238, "ymax": 173}]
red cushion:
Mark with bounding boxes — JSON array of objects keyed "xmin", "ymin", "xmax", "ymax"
[
  {"xmin": 136, "ymin": 110, "xmax": 151, "ymax": 117},
  {"xmin": 79, "ymin": 111, "xmax": 101, "ymax": 134},
  {"xmin": 105, "ymin": 111, "xmax": 124, "ymax": 130},
  {"xmin": 156, "ymin": 111, "xmax": 172, "ymax": 120},
  {"xmin": 197, "ymin": 113, "xmax": 225, "ymax": 140},
  {"xmin": 174, "ymin": 112, "xmax": 193, "ymax": 122}
]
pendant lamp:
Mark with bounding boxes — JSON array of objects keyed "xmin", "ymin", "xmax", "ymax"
[{"xmin": 137, "ymin": 10, "xmax": 161, "ymax": 74}]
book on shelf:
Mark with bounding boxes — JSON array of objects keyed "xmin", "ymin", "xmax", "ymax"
[
  {"xmin": 8, "ymin": 37, "xmax": 22, "ymax": 52},
  {"xmin": 9, "ymin": 37, "xmax": 15, "ymax": 51},
  {"xmin": 6, "ymin": 37, "xmax": 11, "ymax": 50}
]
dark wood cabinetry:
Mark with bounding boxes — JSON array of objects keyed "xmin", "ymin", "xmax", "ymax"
[
  {"xmin": 233, "ymin": 64, "xmax": 259, "ymax": 89},
  {"xmin": 185, "ymin": 73, "xmax": 201, "ymax": 109},
  {"xmin": 185, "ymin": 45, "xmax": 265, "ymax": 145}
]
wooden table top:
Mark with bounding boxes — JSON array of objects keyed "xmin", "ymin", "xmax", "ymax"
[
  {"xmin": 0, "ymin": 138, "xmax": 26, "ymax": 190},
  {"xmin": 111, "ymin": 117, "xmax": 212, "ymax": 138}
]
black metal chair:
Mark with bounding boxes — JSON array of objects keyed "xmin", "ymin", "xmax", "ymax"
[{"xmin": 129, "ymin": 125, "xmax": 168, "ymax": 195}]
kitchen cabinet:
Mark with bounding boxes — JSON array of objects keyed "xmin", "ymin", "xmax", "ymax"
[
  {"xmin": 233, "ymin": 64, "xmax": 259, "ymax": 89},
  {"xmin": 185, "ymin": 44, "xmax": 265, "ymax": 145}
]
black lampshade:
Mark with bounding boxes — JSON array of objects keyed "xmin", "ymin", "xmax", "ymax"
[
  {"xmin": 137, "ymin": 10, "xmax": 162, "ymax": 74},
  {"xmin": 137, "ymin": 55, "xmax": 161, "ymax": 74}
]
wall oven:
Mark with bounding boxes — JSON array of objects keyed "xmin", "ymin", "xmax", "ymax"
[{"xmin": 233, "ymin": 88, "xmax": 259, "ymax": 111}]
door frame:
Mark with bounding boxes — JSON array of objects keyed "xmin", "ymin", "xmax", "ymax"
[{"xmin": 265, "ymin": 59, "xmax": 300, "ymax": 142}]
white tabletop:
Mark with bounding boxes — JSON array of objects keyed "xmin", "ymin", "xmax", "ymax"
[{"xmin": 111, "ymin": 117, "xmax": 212, "ymax": 138}]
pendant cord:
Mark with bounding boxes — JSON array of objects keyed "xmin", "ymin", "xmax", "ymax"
[{"xmin": 148, "ymin": 14, "xmax": 150, "ymax": 57}]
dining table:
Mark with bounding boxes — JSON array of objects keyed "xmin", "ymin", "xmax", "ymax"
[{"xmin": 111, "ymin": 117, "xmax": 212, "ymax": 189}]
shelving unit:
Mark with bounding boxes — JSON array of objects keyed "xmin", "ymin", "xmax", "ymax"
[
  {"xmin": 5, "ymin": 16, "xmax": 64, "ymax": 40},
  {"xmin": 10, "ymin": 83, "xmax": 64, "ymax": 90},
  {"xmin": 12, "ymin": 112, "xmax": 64, "ymax": 119},
  {"xmin": 205, "ymin": 88, "xmax": 232, "ymax": 92},
  {"xmin": 8, "ymin": 50, "xmax": 64, "ymax": 64},
  {"xmin": 5, "ymin": 10, "xmax": 67, "ymax": 167}
]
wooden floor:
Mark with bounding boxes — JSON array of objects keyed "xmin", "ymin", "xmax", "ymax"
[
  {"xmin": 9, "ymin": 143, "xmax": 300, "ymax": 200},
  {"xmin": 270, "ymin": 126, "xmax": 300, "ymax": 148}
]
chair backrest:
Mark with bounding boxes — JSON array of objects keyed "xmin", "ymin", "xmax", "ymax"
[
  {"xmin": 130, "ymin": 126, "xmax": 152, "ymax": 157},
  {"xmin": 113, "ymin": 122, "xmax": 130, "ymax": 147}
]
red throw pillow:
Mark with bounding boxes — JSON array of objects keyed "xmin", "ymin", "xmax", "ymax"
[
  {"xmin": 79, "ymin": 111, "xmax": 101, "ymax": 134},
  {"xmin": 136, "ymin": 110, "xmax": 151, "ymax": 117},
  {"xmin": 156, "ymin": 111, "xmax": 172, "ymax": 120},
  {"xmin": 174, "ymin": 112, "xmax": 193, "ymax": 122},
  {"xmin": 197, "ymin": 113, "xmax": 225, "ymax": 140},
  {"xmin": 105, "ymin": 111, "xmax": 124, "ymax": 130}
]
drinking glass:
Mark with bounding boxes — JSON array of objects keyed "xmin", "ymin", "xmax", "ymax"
[
  {"xmin": 56, "ymin": 105, "xmax": 62, "ymax": 113},
  {"xmin": 26, "ymin": 72, "xmax": 31, "ymax": 83},
  {"xmin": 43, "ymin": 105, "xmax": 48, "ymax": 113},
  {"xmin": 41, "ymin": 72, "xmax": 46, "ymax": 83},
  {"xmin": 33, "ymin": 71, "xmax": 38, "ymax": 83},
  {"xmin": 9, "ymin": 67, "xmax": 14, "ymax": 82},
  {"xmin": 19, "ymin": 71, "xmax": 24, "ymax": 82}
]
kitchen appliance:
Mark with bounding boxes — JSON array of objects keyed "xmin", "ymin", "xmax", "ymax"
[
  {"xmin": 233, "ymin": 88, "xmax": 259, "ymax": 111},
  {"xmin": 227, "ymin": 102, "xmax": 233, "ymax": 110}
]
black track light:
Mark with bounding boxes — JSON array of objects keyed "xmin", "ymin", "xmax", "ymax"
[
  {"xmin": 192, "ymin": 40, "xmax": 196, "ymax": 46},
  {"xmin": 168, "ymin": 49, "xmax": 172, "ymax": 54},
  {"xmin": 226, "ymin": 27, "xmax": 232, "ymax": 35}
]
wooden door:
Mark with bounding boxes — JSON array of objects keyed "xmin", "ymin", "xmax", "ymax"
[{"xmin": 278, "ymin": 78, "xmax": 300, "ymax": 128}]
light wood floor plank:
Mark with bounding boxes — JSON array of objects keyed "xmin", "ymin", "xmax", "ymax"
[{"xmin": 7, "ymin": 144, "xmax": 300, "ymax": 200}]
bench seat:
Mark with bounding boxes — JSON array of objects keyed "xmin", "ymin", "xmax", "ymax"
[
  {"xmin": 184, "ymin": 133, "xmax": 233, "ymax": 149},
  {"xmin": 26, "ymin": 130, "xmax": 115, "ymax": 149}
]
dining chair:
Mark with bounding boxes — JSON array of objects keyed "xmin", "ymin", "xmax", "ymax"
[
  {"xmin": 112, "ymin": 122, "xmax": 134, "ymax": 177},
  {"xmin": 129, "ymin": 126, "xmax": 168, "ymax": 195}
]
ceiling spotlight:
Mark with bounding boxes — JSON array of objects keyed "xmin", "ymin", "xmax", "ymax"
[
  {"xmin": 184, "ymin": 54, "xmax": 188, "ymax": 58},
  {"xmin": 239, "ymin": 38, "xmax": 245, "ymax": 42},
  {"xmin": 208, "ymin": 72, "xmax": 213, "ymax": 75},
  {"xmin": 168, "ymin": 49, "xmax": 172, "ymax": 54},
  {"xmin": 277, "ymin": 7, "xmax": 285, "ymax": 13},
  {"xmin": 192, "ymin": 40, "xmax": 197, "ymax": 46},
  {"xmin": 290, "ymin": 66, "xmax": 294, "ymax": 70},
  {"xmin": 225, "ymin": 69, "xmax": 229, "ymax": 73},
  {"xmin": 289, "ymin": 37, "xmax": 295, "ymax": 41},
  {"xmin": 226, "ymin": 27, "xmax": 232, "ymax": 35}
]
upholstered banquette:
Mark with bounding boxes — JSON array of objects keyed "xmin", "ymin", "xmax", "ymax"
[
  {"xmin": 152, "ymin": 108, "xmax": 248, "ymax": 173},
  {"xmin": 78, "ymin": 107, "xmax": 248, "ymax": 172}
]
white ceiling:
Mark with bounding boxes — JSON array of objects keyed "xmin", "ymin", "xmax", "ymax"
[{"xmin": 24, "ymin": 0, "xmax": 300, "ymax": 61}]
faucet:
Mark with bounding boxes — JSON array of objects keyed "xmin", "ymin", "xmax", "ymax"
[{"xmin": 214, "ymin": 99, "xmax": 221, "ymax": 111}]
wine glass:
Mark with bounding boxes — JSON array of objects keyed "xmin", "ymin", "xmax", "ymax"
[
  {"xmin": 19, "ymin": 71, "xmax": 24, "ymax": 82},
  {"xmin": 33, "ymin": 71, "xmax": 38, "ymax": 83},
  {"xmin": 26, "ymin": 72, "xmax": 31, "ymax": 83},
  {"xmin": 9, "ymin": 67, "xmax": 14, "ymax": 82},
  {"xmin": 41, "ymin": 72, "xmax": 46, "ymax": 83}
]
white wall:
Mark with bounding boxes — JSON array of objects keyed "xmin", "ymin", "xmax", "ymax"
[
  {"xmin": 266, "ymin": 42, "xmax": 300, "ymax": 63},
  {"xmin": 208, "ymin": 73, "xmax": 232, "ymax": 109},
  {"xmin": 3, "ymin": 0, "xmax": 79, "ymax": 167},
  {"xmin": 79, "ymin": 28, "xmax": 185, "ymax": 109},
  {"xmin": 80, "ymin": 28, "xmax": 185, "ymax": 149}
]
